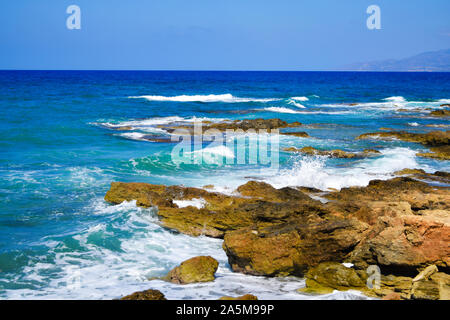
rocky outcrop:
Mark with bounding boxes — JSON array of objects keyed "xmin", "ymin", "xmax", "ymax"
[
  {"xmin": 164, "ymin": 256, "xmax": 219, "ymax": 284},
  {"xmin": 283, "ymin": 146, "xmax": 380, "ymax": 158},
  {"xmin": 120, "ymin": 289, "xmax": 167, "ymax": 300},
  {"xmin": 222, "ymin": 217, "xmax": 368, "ymax": 277},
  {"xmin": 394, "ymin": 168, "xmax": 450, "ymax": 184},
  {"xmin": 429, "ymin": 109, "xmax": 450, "ymax": 117},
  {"xmin": 105, "ymin": 174, "xmax": 450, "ymax": 299},
  {"xmin": 297, "ymin": 262, "xmax": 365, "ymax": 294},
  {"xmin": 298, "ymin": 262, "xmax": 450, "ymax": 300},
  {"xmin": 105, "ymin": 181, "xmax": 325, "ymax": 238},
  {"xmin": 356, "ymin": 130, "xmax": 450, "ymax": 160}
]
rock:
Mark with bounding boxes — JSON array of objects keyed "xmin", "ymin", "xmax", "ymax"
[
  {"xmin": 417, "ymin": 145, "xmax": 450, "ymax": 161},
  {"xmin": 411, "ymin": 272, "xmax": 450, "ymax": 300},
  {"xmin": 413, "ymin": 265, "xmax": 438, "ymax": 282},
  {"xmin": 219, "ymin": 294, "xmax": 258, "ymax": 300},
  {"xmin": 223, "ymin": 217, "xmax": 368, "ymax": 277},
  {"xmin": 297, "ymin": 262, "xmax": 365, "ymax": 294},
  {"xmin": 114, "ymin": 126, "xmax": 133, "ymax": 131},
  {"xmin": 348, "ymin": 214, "xmax": 450, "ymax": 272},
  {"xmin": 283, "ymin": 146, "xmax": 379, "ymax": 159},
  {"xmin": 356, "ymin": 130, "xmax": 449, "ymax": 147},
  {"xmin": 382, "ymin": 292, "xmax": 402, "ymax": 300},
  {"xmin": 105, "ymin": 180, "xmax": 324, "ymax": 238},
  {"xmin": 429, "ymin": 109, "xmax": 450, "ymax": 117},
  {"xmin": 281, "ymin": 132, "xmax": 310, "ymax": 138},
  {"xmin": 120, "ymin": 289, "xmax": 167, "ymax": 300},
  {"xmin": 105, "ymin": 182, "xmax": 174, "ymax": 208},
  {"xmin": 394, "ymin": 168, "xmax": 426, "ymax": 176},
  {"xmin": 164, "ymin": 256, "xmax": 219, "ymax": 284},
  {"xmin": 441, "ymin": 104, "xmax": 450, "ymax": 107}
]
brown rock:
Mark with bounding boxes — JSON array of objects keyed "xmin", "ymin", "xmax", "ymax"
[
  {"xmin": 223, "ymin": 217, "xmax": 368, "ymax": 277},
  {"xmin": 120, "ymin": 289, "xmax": 167, "ymax": 300},
  {"xmin": 164, "ymin": 256, "xmax": 219, "ymax": 284}
]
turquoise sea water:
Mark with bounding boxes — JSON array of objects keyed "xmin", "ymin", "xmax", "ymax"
[{"xmin": 0, "ymin": 71, "xmax": 449, "ymax": 299}]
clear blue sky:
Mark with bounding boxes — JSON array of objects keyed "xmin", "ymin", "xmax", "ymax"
[{"xmin": 0, "ymin": 0, "xmax": 449, "ymax": 70}]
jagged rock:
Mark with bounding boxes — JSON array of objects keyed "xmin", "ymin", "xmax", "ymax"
[
  {"xmin": 348, "ymin": 214, "xmax": 450, "ymax": 272},
  {"xmin": 105, "ymin": 181, "xmax": 324, "ymax": 238},
  {"xmin": 120, "ymin": 289, "xmax": 167, "ymax": 300},
  {"xmin": 281, "ymin": 132, "xmax": 310, "ymax": 138},
  {"xmin": 411, "ymin": 272, "xmax": 450, "ymax": 300},
  {"xmin": 429, "ymin": 109, "xmax": 450, "ymax": 117},
  {"xmin": 164, "ymin": 256, "xmax": 219, "ymax": 284},
  {"xmin": 222, "ymin": 217, "xmax": 368, "ymax": 277},
  {"xmin": 356, "ymin": 130, "xmax": 450, "ymax": 160},
  {"xmin": 356, "ymin": 130, "xmax": 449, "ymax": 147},
  {"xmin": 283, "ymin": 146, "xmax": 380, "ymax": 159},
  {"xmin": 219, "ymin": 294, "xmax": 258, "ymax": 300},
  {"xmin": 413, "ymin": 265, "xmax": 438, "ymax": 282},
  {"xmin": 297, "ymin": 262, "xmax": 365, "ymax": 294}
]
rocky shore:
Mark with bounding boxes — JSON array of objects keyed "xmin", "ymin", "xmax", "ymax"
[
  {"xmin": 106, "ymin": 175, "xmax": 449, "ymax": 300},
  {"xmin": 104, "ymin": 118, "xmax": 449, "ymax": 300}
]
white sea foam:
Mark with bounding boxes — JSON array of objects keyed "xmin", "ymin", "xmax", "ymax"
[
  {"xmin": 383, "ymin": 96, "xmax": 406, "ymax": 102},
  {"xmin": 129, "ymin": 94, "xmax": 278, "ymax": 103},
  {"xmin": 2, "ymin": 199, "xmax": 368, "ymax": 300},
  {"xmin": 265, "ymin": 147, "xmax": 419, "ymax": 191},
  {"xmin": 173, "ymin": 198, "xmax": 206, "ymax": 209},
  {"xmin": 290, "ymin": 96, "xmax": 309, "ymax": 101},
  {"xmin": 408, "ymin": 122, "xmax": 420, "ymax": 127},
  {"xmin": 287, "ymin": 100, "xmax": 306, "ymax": 108},
  {"xmin": 117, "ymin": 132, "xmax": 150, "ymax": 141},
  {"xmin": 261, "ymin": 107, "xmax": 302, "ymax": 114}
]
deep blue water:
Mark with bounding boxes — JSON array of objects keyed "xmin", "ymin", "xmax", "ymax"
[{"xmin": 0, "ymin": 71, "xmax": 449, "ymax": 299}]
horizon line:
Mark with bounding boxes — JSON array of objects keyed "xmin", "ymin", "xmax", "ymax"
[{"xmin": 0, "ymin": 69, "xmax": 449, "ymax": 73}]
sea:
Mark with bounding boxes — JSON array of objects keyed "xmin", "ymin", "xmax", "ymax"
[{"xmin": 0, "ymin": 70, "xmax": 449, "ymax": 299}]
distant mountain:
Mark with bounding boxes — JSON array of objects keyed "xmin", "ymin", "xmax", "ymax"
[{"xmin": 343, "ymin": 49, "xmax": 450, "ymax": 72}]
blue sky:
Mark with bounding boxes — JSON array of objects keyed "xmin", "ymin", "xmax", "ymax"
[{"xmin": 0, "ymin": 0, "xmax": 449, "ymax": 70}]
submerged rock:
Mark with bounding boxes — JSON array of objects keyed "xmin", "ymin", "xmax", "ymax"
[
  {"xmin": 283, "ymin": 146, "xmax": 380, "ymax": 159},
  {"xmin": 120, "ymin": 289, "xmax": 167, "ymax": 300},
  {"xmin": 356, "ymin": 130, "xmax": 450, "ymax": 160},
  {"xmin": 164, "ymin": 256, "xmax": 219, "ymax": 284},
  {"xmin": 429, "ymin": 109, "xmax": 450, "ymax": 117}
]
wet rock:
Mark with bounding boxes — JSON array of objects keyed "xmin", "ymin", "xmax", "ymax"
[
  {"xmin": 219, "ymin": 294, "xmax": 258, "ymax": 300},
  {"xmin": 429, "ymin": 109, "xmax": 450, "ymax": 117},
  {"xmin": 394, "ymin": 169, "xmax": 450, "ymax": 184},
  {"xmin": 356, "ymin": 130, "xmax": 449, "ymax": 147},
  {"xmin": 222, "ymin": 217, "xmax": 368, "ymax": 277},
  {"xmin": 283, "ymin": 146, "xmax": 379, "ymax": 159},
  {"xmin": 411, "ymin": 272, "xmax": 450, "ymax": 300},
  {"xmin": 281, "ymin": 132, "xmax": 310, "ymax": 138},
  {"xmin": 297, "ymin": 262, "xmax": 365, "ymax": 294},
  {"xmin": 120, "ymin": 289, "xmax": 167, "ymax": 300},
  {"xmin": 164, "ymin": 256, "xmax": 219, "ymax": 284}
]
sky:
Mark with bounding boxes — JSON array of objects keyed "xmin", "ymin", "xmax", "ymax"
[{"xmin": 0, "ymin": 0, "xmax": 449, "ymax": 70}]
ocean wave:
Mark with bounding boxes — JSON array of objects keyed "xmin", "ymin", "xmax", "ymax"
[
  {"xmin": 290, "ymin": 96, "xmax": 309, "ymax": 102},
  {"xmin": 287, "ymin": 100, "xmax": 306, "ymax": 108},
  {"xmin": 383, "ymin": 96, "xmax": 406, "ymax": 102},
  {"xmin": 259, "ymin": 107, "xmax": 303, "ymax": 114},
  {"xmin": 265, "ymin": 147, "xmax": 420, "ymax": 191},
  {"xmin": 129, "ymin": 94, "xmax": 278, "ymax": 103},
  {"xmin": 1, "ymin": 198, "xmax": 367, "ymax": 300}
]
